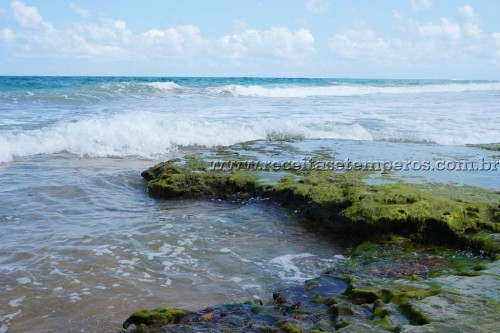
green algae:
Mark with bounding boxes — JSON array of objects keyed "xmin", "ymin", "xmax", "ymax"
[
  {"xmin": 334, "ymin": 319, "xmax": 353, "ymax": 329},
  {"xmin": 370, "ymin": 316, "xmax": 400, "ymax": 332},
  {"xmin": 466, "ymin": 143, "xmax": 500, "ymax": 151},
  {"xmin": 343, "ymin": 287, "xmax": 379, "ymax": 305},
  {"xmin": 142, "ymin": 160, "xmax": 258, "ymax": 200},
  {"xmin": 142, "ymin": 159, "xmax": 499, "ymax": 256},
  {"xmin": 311, "ymin": 295, "xmax": 339, "ymax": 306},
  {"xmin": 122, "ymin": 307, "xmax": 185, "ymax": 329},
  {"xmin": 397, "ymin": 303, "xmax": 430, "ymax": 325},
  {"xmin": 120, "ymin": 237, "xmax": 491, "ymax": 332},
  {"xmin": 380, "ymin": 286, "xmax": 441, "ymax": 304},
  {"xmin": 280, "ymin": 321, "xmax": 304, "ymax": 333},
  {"xmin": 130, "ymin": 155, "xmax": 500, "ymax": 332},
  {"xmin": 371, "ymin": 303, "xmax": 392, "ymax": 319}
]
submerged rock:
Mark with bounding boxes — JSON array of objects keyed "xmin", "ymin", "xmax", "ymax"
[
  {"xmin": 124, "ymin": 155, "xmax": 499, "ymax": 332},
  {"xmin": 121, "ymin": 239, "xmax": 498, "ymax": 332},
  {"xmin": 122, "ymin": 307, "xmax": 185, "ymax": 330},
  {"xmin": 466, "ymin": 143, "xmax": 500, "ymax": 151},
  {"xmin": 141, "ymin": 158, "xmax": 499, "ymax": 256}
]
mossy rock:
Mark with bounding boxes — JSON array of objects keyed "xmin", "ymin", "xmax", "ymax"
[
  {"xmin": 380, "ymin": 286, "xmax": 441, "ymax": 305},
  {"xmin": 122, "ymin": 307, "xmax": 185, "ymax": 329},
  {"xmin": 397, "ymin": 303, "xmax": 430, "ymax": 325},
  {"xmin": 343, "ymin": 286, "xmax": 379, "ymax": 305},
  {"xmin": 334, "ymin": 319, "xmax": 353, "ymax": 329},
  {"xmin": 279, "ymin": 321, "xmax": 304, "ymax": 333},
  {"xmin": 370, "ymin": 315, "xmax": 400, "ymax": 332},
  {"xmin": 466, "ymin": 143, "xmax": 500, "ymax": 151},
  {"xmin": 142, "ymin": 159, "xmax": 499, "ymax": 256},
  {"xmin": 144, "ymin": 162, "xmax": 258, "ymax": 200}
]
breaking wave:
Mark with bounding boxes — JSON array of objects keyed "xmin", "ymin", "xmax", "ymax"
[
  {"xmin": 207, "ymin": 82, "xmax": 500, "ymax": 98},
  {"xmin": 0, "ymin": 113, "xmax": 378, "ymax": 162},
  {"xmin": 0, "ymin": 111, "xmax": 497, "ymax": 163},
  {"xmin": 3, "ymin": 80, "xmax": 500, "ymax": 103}
]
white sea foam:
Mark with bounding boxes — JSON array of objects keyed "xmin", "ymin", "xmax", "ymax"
[
  {"xmin": 8, "ymin": 297, "xmax": 25, "ymax": 307},
  {"xmin": 229, "ymin": 277, "xmax": 243, "ymax": 283},
  {"xmin": 269, "ymin": 253, "xmax": 317, "ymax": 282},
  {"xmin": 93, "ymin": 248, "xmax": 113, "ymax": 256},
  {"xmin": 16, "ymin": 277, "xmax": 31, "ymax": 285},
  {"xmin": 0, "ymin": 309, "xmax": 22, "ymax": 333},
  {"xmin": 146, "ymin": 82, "xmax": 182, "ymax": 91},
  {"xmin": 0, "ymin": 108, "xmax": 498, "ymax": 163},
  {"xmin": 208, "ymin": 82, "xmax": 500, "ymax": 98}
]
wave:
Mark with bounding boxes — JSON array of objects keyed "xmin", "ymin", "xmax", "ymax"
[
  {"xmin": 0, "ymin": 113, "xmax": 375, "ymax": 162},
  {"xmin": 207, "ymin": 82, "xmax": 500, "ymax": 98},
  {"xmin": 0, "ymin": 81, "xmax": 184, "ymax": 104},
  {"xmin": 145, "ymin": 82, "xmax": 182, "ymax": 91},
  {"xmin": 3, "ymin": 81, "xmax": 500, "ymax": 103},
  {"xmin": 1, "ymin": 111, "xmax": 496, "ymax": 163}
]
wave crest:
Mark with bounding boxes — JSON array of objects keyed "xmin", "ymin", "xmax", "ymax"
[
  {"xmin": 0, "ymin": 113, "xmax": 380, "ymax": 162},
  {"xmin": 207, "ymin": 82, "xmax": 500, "ymax": 98},
  {"xmin": 0, "ymin": 111, "xmax": 497, "ymax": 163}
]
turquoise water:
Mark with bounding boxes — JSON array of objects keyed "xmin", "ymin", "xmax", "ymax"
[
  {"xmin": 1, "ymin": 77, "xmax": 499, "ymax": 162},
  {"xmin": 0, "ymin": 77, "xmax": 499, "ymax": 332}
]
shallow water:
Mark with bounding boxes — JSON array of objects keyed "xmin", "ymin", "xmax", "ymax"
[
  {"xmin": 0, "ymin": 154, "xmax": 348, "ymax": 332},
  {"xmin": 1, "ymin": 77, "xmax": 499, "ymax": 163},
  {"xmin": 1, "ymin": 77, "xmax": 499, "ymax": 332}
]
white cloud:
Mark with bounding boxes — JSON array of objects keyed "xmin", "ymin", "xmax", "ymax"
[
  {"xmin": 73, "ymin": 20, "xmax": 130, "ymax": 43},
  {"xmin": 220, "ymin": 27, "xmax": 314, "ymax": 61},
  {"xmin": 70, "ymin": 4, "xmax": 89, "ymax": 18},
  {"xmin": 418, "ymin": 18, "xmax": 461, "ymax": 40},
  {"xmin": 1, "ymin": 28, "xmax": 16, "ymax": 43},
  {"xmin": 305, "ymin": 0, "xmax": 330, "ymax": 14},
  {"xmin": 458, "ymin": 5, "xmax": 478, "ymax": 22},
  {"xmin": 458, "ymin": 5, "xmax": 482, "ymax": 38},
  {"xmin": 140, "ymin": 25, "xmax": 207, "ymax": 57},
  {"xmin": 69, "ymin": 19, "xmax": 132, "ymax": 57},
  {"xmin": 492, "ymin": 33, "xmax": 500, "ymax": 58},
  {"xmin": 328, "ymin": 26, "xmax": 402, "ymax": 62},
  {"xmin": 1, "ymin": 2, "xmax": 314, "ymax": 64},
  {"xmin": 327, "ymin": 22, "xmax": 486, "ymax": 65},
  {"xmin": 232, "ymin": 18, "xmax": 248, "ymax": 31},
  {"xmin": 411, "ymin": 0, "xmax": 433, "ymax": 11},
  {"xmin": 4, "ymin": 0, "xmax": 499, "ymax": 73},
  {"xmin": 4, "ymin": 2, "xmax": 62, "ymax": 56},
  {"xmin": 11, "ymin": 1, "xmax": 52, "ymax": 29},
  {"xmin": 464, "ymin": 23, "xmax": 482, "ymax": 39},
  {"xmin": 392, "ymin": 10, "xmax": 402, "ymax": 19}
]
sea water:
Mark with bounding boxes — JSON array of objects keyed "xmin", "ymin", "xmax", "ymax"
[{"xmin": 0, "ymin": 77, "xmax": 499, "ymax": 332}]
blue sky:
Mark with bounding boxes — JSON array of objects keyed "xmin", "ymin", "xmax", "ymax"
[{"xmin": 1, "ymin": 0, "xmax": 499, "ymax": 78}]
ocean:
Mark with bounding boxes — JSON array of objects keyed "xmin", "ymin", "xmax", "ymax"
[{"xmin": 0, "ymin": 76, "xmax": 499, "ymax": 332}]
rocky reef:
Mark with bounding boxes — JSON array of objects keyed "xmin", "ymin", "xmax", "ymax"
[
  {"xmin": 123, "ymin": 154, "xmax": 499, "ymax": 332},
  {"xmin": 466, "ymin": 143, "xmax": 500, "ymax": 151},
  {"xmin": 141, "ymin": 158, "xmax": 499, "ymax": 256}
]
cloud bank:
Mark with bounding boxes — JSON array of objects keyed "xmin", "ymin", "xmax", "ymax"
[{"xmin": 0, "ymin": 1, "xmax": 499, "ymax": 77}]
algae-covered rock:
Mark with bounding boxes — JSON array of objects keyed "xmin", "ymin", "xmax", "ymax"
[
  {"xmin": 343, "ymin": 286, "xmax": 379, "ymax": 305},
  {"xmin": 279, "ymin": 321, "xmax": 304, "ymax": 333},
  {"xmin": 132, "ymin": 156, "xmax": 499, "ymax": 332},
  {"xmin": 142, "ymin": 158, "xmax": 499, "ymax": 255},
  {"xmin": 466, "ymin": 143, "xmax": 500, "ymax": 151},
  {"xmin": 121, "ymin": 238, "xmax": 498, "ymax": 332},
  {"xmin": 142, "ymin": 160, "xmax": 258, "ymax": 200},
  {"xmin": 122, "ymin": 307, "xmax": 185, "ymax": 329}
]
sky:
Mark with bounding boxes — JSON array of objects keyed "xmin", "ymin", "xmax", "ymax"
[{"xmin": 0, "ymin": 0, "xmax": 500, "ymax": 78}]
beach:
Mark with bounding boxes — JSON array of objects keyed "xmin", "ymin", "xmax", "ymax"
[{"xmin": 0, "ymin": 77, "xmax": 499, "ymax": 332}]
